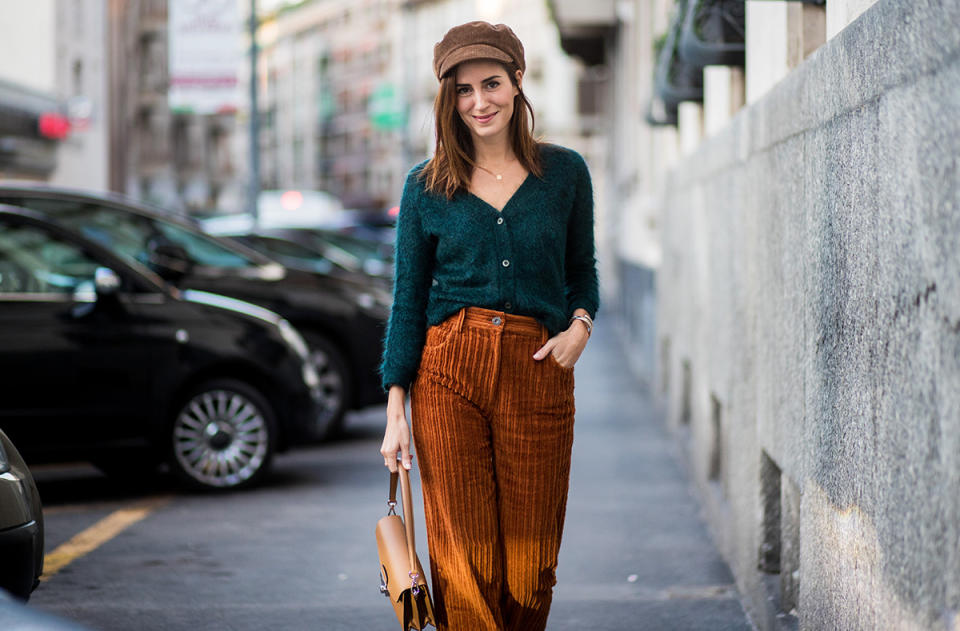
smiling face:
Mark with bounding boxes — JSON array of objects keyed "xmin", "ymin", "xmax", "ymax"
[{"xmin": 454, "ymin": 60, "xmax": 521, "ymax": 144}]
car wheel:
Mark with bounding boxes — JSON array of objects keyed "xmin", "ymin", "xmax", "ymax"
[
  {"xmin": 169, "ymin": 379, "xmax": 276, "ymax": 491},
  {"xmin": 304, "ymin": 334, "xmax": 351, "ymax": 438}
]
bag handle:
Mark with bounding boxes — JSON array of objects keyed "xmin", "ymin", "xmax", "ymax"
[{"xmin": 388, "ymin": 466, "xmax": 421, "ymax": 591}]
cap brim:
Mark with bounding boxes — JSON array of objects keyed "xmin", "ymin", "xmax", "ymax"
[{"xmin": 437, "ymin": 44, "xmax": 514, "ymax": 79}]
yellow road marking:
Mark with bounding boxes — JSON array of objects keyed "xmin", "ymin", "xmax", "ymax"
[{"xmin": 41, "ymin": 496, "xmax": 172, "ymax": 581}]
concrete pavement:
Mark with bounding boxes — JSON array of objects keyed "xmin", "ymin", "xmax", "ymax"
[
  {"xmin": 547, "ymin": 322, "xmax": 754, "ymax": 630},
  {"xmin": 29, "ymin": 317, "xmax": 753, "ymax": 631}
]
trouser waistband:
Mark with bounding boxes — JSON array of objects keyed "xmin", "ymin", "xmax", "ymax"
[{"xmin": 450, "ymin": 307, "xmax": 545, "ymax": 337}]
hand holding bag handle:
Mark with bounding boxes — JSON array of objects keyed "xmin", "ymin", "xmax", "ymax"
[{"xmin": 376, "ymin": 464, "xmax": 435, "ymax": 629}]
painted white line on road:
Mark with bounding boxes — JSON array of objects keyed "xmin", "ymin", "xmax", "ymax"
[{"xmin": 41, "ymin": 495, "xmax": 172, "ymax": 581}]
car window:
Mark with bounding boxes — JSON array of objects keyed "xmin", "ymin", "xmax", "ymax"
[
  {"xmin": 296, "ymin": 230, "xmax": 393, "ymax": 276},
  {"xmin": 1, "ymin": 197, "xmax": 258, "ymax": 270},
  {"xmin": 247, "ymin": 236, "xmax": 335, "ymax": 274},
  {"xmin": 151, "ymin": 221, "xmax": 254, "ymax": 268},
  {"xmin": 0, "ymin": 222, "xmax": 101, "ymax": 295}
]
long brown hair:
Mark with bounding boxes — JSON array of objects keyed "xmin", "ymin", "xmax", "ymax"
[{"xmin": 421, "ymin": 62, "xmax": 542, "ymax": 199}]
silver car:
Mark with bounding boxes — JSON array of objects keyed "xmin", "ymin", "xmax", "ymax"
[{"xmin": 0, "ymin": 429, "xmax": 43, "ymax": 600}]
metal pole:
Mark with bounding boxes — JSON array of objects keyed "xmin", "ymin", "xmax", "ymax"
[
  {"xmin": 400, "ymin": 2, "xmax": 412, "ymax": 171},
  {"xmin": 248, "ymin": 0, "xmax": 261, "ymax": 224}
]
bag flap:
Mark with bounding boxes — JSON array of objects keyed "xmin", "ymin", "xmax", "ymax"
[{"xmin": 376, "ymin": 515, "xmax": 429, "ymax": 605}]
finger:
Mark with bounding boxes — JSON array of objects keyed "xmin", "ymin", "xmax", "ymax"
[
  {"xmin": 533, "ymin": 339, "xmax": 554, "ymax": 360},
  {"xmin": 399, "ymin": 440, "xmax": 413, "ymax": 470},
  {"xmin": 381, "ymin": 438, "xmax": 399, "ymax": 471},
  {"xmin": 384, "ymin": 448, "xmax": 399, "ymax": 472},
  {"xmin": 380, "ymin": 446, "xmax": 400, "ymax": 471}
]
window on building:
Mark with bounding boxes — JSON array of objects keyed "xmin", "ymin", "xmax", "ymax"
[
  {"xmin": 172, "ymin": 116, "xmax": 188, "ymax": 166},
  {"xmin": 577, "ymin": 67, "xmax": 607, "ymax": 116},
  {"xmin": 72, "ymin": 59, "xmax": 83, "ymax": 96}
]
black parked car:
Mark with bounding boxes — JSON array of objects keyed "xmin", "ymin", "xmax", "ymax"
[
  {"xmin": 0, "ymin": 184, "xmax": 390, "ymax": 436},
  {"xmin": 0, "ymin": 206, "xmax": 324, "ymax": 491},
  {"xmin": 0, "ymin": 429, "xmax": 43, "ymax": 600},
  {"xmin": 210, "ymin": 229, "xmax": 393, "ymax": 295},
  {"xmin": 200, "ymin": 214, "xmax": 395, "ymax": 285}
]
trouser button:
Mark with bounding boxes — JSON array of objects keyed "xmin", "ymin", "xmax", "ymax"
[{"xmin": 492, "ymin": 316, "xmax": 502, "ymax": 326}]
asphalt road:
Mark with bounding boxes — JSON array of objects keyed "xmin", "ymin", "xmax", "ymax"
[{"xmin": 27, "ymin": 324, "xmax": 754, "ymax": 631}]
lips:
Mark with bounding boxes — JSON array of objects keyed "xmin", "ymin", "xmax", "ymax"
[{"xmin": 473, "ymin": 112, "xmax": 497, "ymax": 124}]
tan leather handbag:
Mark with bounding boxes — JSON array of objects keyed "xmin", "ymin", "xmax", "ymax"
[{"xmin": 376, "ymin": 465, "xmax": 435, "ymax": 630}]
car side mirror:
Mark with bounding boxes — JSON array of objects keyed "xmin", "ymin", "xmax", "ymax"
[
  {"xmin": 72, "ymin": 267, "xmax": 121, "ymax": 317},
  {"xmin": 94, "ymin": 267, "xmax": 121, "ymax": 297},
  {"xmin": 148, "ymin": 242, "xmax": 192, "ymax": 280}
]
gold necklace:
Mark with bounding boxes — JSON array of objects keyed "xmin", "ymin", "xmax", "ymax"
[{"xmin": 474, "ymin": 164, "xmax": 504, "ymax": 181}]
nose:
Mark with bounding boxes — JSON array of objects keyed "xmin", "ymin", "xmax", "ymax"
[{"xmin": 474, "ymin": 91, "xmax": 488, "ymax": 111}]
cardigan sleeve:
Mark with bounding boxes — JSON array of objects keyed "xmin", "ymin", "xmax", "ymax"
[
  {"xmin": 379, "ymin": 168, "xmax": 435, "ymax": 391},
  {"xmin": 564, "ymin": 150, "xmax": 600, "ymax": 320}
]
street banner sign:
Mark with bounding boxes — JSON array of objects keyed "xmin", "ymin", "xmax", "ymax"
[
  {"xmin": 168, "ymin": 0, "xmax": 241, "ymax": 114},
  {"xmin": 369, "ymin": 82, "xmax": 406, "ymax": 130}
]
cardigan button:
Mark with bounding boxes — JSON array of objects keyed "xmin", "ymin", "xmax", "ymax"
[
  {"xmin": 497, "ymin": 217, "xmax": 504, "ymax": 225},
  {"xmin": 502, "ymin": 259, "xmax": 510, "ymax": 268},
  {"xmin": 504, "ymin": 302, "xmax": 512, "ymax": 310}
]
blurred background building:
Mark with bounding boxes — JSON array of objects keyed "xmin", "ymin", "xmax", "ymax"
[
  {"xmin": 0, "ymin": 0, "xmax": 242, "ymax": 210},
  {"xmin": 54, "ymin": 0, "xmax": 110, "ymax": 190},
  {"xmin": 0, "ymin": 3, "xmax": 74, "ymax": 182},
  {"xmin": 104, "ymin": 0, "xmax": 242, "ymax": 211},
  {"xmin": 254, "ymin": 0, "xmax": 409, "ymax": 209},
  {"xmin": 5, "ymin": 0, "xmax": 591, "ymax": 215},
  {"xmin": 249, "ymin": 0, "xmax": 590, "ymax": 211}
]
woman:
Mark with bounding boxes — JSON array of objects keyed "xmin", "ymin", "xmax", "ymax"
[{"xmin": 379, "ymin": 20, "xmax": 598, "ymax": 631}]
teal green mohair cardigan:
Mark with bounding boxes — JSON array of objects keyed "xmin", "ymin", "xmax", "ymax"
[{"xmin": 380, "ymin": 143, "xmax": 599, "ymax": 391}]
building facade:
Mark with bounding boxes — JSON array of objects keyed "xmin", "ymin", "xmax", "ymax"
[
  {"xmin": 45, "ymin": 0, "xmax": 244, "ymax": 211},
  {"xmin": 251, "ymin": 0, "xmax": 586, "ymax": 212},
  {"xmin": 256, "ymin": 0, "xmax": 407, "ymax": 209},
  {"xmin": 116, "ymin": 0, "xmax": 241, "ymax": 212},
  {"xmin": 0, "ymin": 1, "xmax": 74, "ymax": 182},
  {"xmin": 51, "ymin": 0, "xmax": 110, "ymax": 190},
  {"xmin": 552, "ymin": 1, "xmax": 960, "ymax": 629}
]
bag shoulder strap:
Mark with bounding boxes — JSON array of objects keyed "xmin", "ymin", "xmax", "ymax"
[
  {"xmin": 388, "ymin": 470, "xmax": 399, "ymax": 509},
  {"xmin": 388, "ymin": 467, "xmax": 420, "ymax": 576}
]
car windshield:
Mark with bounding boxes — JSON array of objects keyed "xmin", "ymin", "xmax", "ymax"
[
  {"xmin": 311, "ymin": 231, "xmax": 392, "ymax": 259},
  {"xmin": 0, "ymin": 197, "xmax": 260, "ymax": 271},
  {"xmin": 243, "ymin": 235, "xmax": 335, "ymax": 275},
  {"xmin": 295, "ymin": 230, "xmax": 393, "ymax": 276}
]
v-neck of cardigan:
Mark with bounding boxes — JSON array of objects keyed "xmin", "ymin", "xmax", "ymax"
[{"xmin": 467, "ymin": 172, "xmax": 534, "ymax": 213}]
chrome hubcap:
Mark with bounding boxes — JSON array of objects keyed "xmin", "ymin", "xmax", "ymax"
[{"xmin": 173, "ymin": 389, "xmax": 269, "ymax": 488}]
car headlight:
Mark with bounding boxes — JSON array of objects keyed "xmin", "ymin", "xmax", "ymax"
[{"xmin": 0, "ymin": 439, "xmax": 9, "ymax": 475}]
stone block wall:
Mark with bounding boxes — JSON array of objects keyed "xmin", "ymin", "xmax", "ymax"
[{"xmin": 656, "ymin": 1, "xmax": 960, "ymax": 629}]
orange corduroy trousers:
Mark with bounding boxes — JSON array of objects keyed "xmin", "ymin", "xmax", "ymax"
[{"xmin": 410, "ymin": 307, "xmax": 576, "ymax": 631}]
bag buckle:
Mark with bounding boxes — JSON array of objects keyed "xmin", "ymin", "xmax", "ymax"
[
  {"xmin": 387, "ymin": 500, "xmax": 397, "ymax": 515},
  {"xmin": 409, "ymin": 571, "xmax": 420, "ymax": 596},
  {"xmin": 379, "ymin": 573, "xmax": 390, "ymax": 597}
]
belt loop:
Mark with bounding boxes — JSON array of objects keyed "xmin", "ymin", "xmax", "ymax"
[{"xmin": 457, "ymin": 307, "xmax": 466, "ymax": 332}]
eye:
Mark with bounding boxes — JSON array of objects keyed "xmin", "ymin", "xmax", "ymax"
[
  {"xmin": 456, "ymin": 86, "xmax": 472, "ymax": 96},
  {"xmin": 485, "ymin": 80, "xmax": 500, "ymax": 90}
]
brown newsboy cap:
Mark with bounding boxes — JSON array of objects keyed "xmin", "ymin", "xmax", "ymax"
[{"xmin": 433, "ymin": 21, "xmax": 526, "ymax": 80}]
